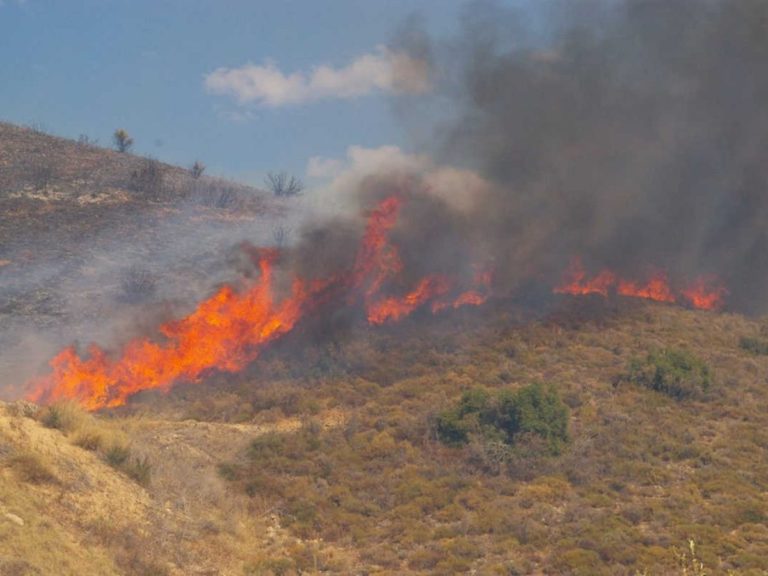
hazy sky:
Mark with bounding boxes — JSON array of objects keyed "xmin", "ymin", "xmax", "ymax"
[{"xmin": 0, "ymin": 0, "xmax": 512, "ymax": 185}]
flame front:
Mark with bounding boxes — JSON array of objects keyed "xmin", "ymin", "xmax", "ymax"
[
  {"xmin": 680, "ymin": 277, "xmax": 728, "ymax": 310},
  {"xmin": 28, "ymin": 205, "xmax": 730, "ymax": 410},
  {"xmin": 28, "ymin": 250, "xmax": 312, "ymax": 410},
  {"xmin": 27, "ymin": 196, "xmax": 493, "ymax": 410},
  {"xmin": 554, "ymin": 257, "xmax": 727, "ymax": 310}
]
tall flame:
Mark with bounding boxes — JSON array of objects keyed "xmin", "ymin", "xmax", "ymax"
[
  {"xmin": 28, "ymin": 250, "xmax": 314, "ymax": 410},
  {"xmin": 680, "ymin": 276, "xmax": 728, "ymax": 310}
]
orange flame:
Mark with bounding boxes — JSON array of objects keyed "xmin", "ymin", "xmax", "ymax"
[
  {"xmin": 351, "ymin": 195, "xmax": 404, "ymax": 302},
  {"xmin": 680, "ymin": 276, "xmax": 728, "ymax": 310},
  {"xmin": 27, "ymin": 196, "xmax": 495, "ymax": 410},
  {"xmin": 28, "ymin": 250, "xmax": 314, "ymax": 410},
  {"xmin": 553, "ymin": 257, "xmax": 616, "ymax": 297},
  {"xmin": 431, "ymin": 268, "xmax": 494, "ymax": 313},
  {"xmin": 554, "ymin": 257, "xmax": 726, "ymax": 310},
  {"xmin": 616, "ymin": 271, "xmax": 676, "ymax": 303},
  {"xmin": 368, "ymin": 275, "xmax": 452, "ymax": 325}
]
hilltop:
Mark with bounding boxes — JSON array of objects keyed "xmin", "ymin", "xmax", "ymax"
[{"xmin": 0, "ymin": 120, "xmax": 272, "ymax": 257}]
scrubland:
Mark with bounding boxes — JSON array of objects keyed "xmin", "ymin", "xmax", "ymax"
[
  {"xmin": 4, "ymin": 297, "xmax": 768, "ymax": 574},
  {"xmin": 109, "ymin": 298, "xmax": 768, "ymax": 575},
  {"xmin": 2, "ymin": 122, "xmax": 768, "ymax": 574}
]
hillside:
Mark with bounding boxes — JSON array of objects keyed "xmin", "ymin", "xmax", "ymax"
[
  {"xmin": 3, "ymin": 300, "xmax": 768, "ymax": 574},
  {"xmin": 2, "ymin": 122, "xmax": 768, "ymax": 575},
  {"xmin": 0, "ymin": 121, "xmax": 287, "ymax": 395},
  {"xmin": 0, "ymin": 121, "xmax": 271, "ymax": 252},
  {"xmin": 0, "ymin": 399, "xmax": 349, "ymax": 575},
  {"xmin": 115, "ymin": 299, "xmax": 768, "ymax": 575}
]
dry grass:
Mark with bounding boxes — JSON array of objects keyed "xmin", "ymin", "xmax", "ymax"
[
  {"xmin": 2, "ymin": 300, "xmax": 765, "ymax": 574},
  {"xmin": 7, "ymin": 451, "xmax": 57, "ymax": 484},
  {"xmin": 176, "ymin": 299, "xmax": 768, "ymax": 574}
]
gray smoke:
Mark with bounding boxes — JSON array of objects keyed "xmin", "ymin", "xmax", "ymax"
[
  {"xmin": 424, "ymin": 0, "xmax": 768, "ymax": 313},
  {"xmin": 294, "ymin": 0, "xmax": 768, "ymax": 314}
]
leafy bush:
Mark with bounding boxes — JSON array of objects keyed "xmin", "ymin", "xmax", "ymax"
[
  {"xmin": 739, "ymin": 336, "xmax": 768, "ymax": 356},
  {"xmin": 435, "ymin": 388, "xmax": 490, "ymax": 445},
  {"xmin": 626, "ymin": 348, "xmax": 711, "ymax": 400},
  {"xmin": 124, "ymin": 455, "xmax": 152, "ymax": 487},
  {"xmin": 493, "ymin": 383, "xmax": 570, "ymax": 455},
  {"xmin": 113, "ymin": 128, "xmax": 133, "ymax": 153},
  {"xmin": 104, "ymin": 443, "xmax": 151, "ymax": 486},
  {"xmin": 38, "ymin": 401, "xmax": 86, "ymax": 432},
  {"xmin": 436, "ymin": 384, "xmax": 569, "ymax": 455},
  {"xmin": 39, "ymin": 404, "xmax": 64, "ymax": 430}
]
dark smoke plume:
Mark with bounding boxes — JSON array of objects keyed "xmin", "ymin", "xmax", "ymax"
[
  {"xmin": 294, "ymin": 0, "xmax": 768, "ymax": 315},
  {"xmin": 430, "ymin": 0, "xmax": 768, "ymax": 313}
]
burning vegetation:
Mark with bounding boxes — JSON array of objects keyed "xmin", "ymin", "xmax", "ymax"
[
  {"xmin": 6, "ymin": 1, "xmax": 768, "ymax": 573},
  {"xmin": 554, "ymin": 257, "xmax": 728, "ymax": 310},
  {"xmin": 27, "ymin": 194, "xmax": 494, "ymax": 410},
  {"xmin": 20, "ymin": 0, "xmax": 768, "ymax": 412}
]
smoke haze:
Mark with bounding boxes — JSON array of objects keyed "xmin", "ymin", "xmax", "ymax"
[{"xmin": 428, "ymin": 0, "xmax": 768, "ymax": 313}]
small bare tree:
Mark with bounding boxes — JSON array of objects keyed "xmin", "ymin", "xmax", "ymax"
[
  {"xmin": 119, "ymin": 266, "xmax": 157, "ymax": 303},
  {"xmin": 265, "ymin": 171, "xmax": 303, "ymax": 197},
  {"xmin": 190, "ymin": 160, "xmax": 206, "ymax": 179},
  {"xmin": 113, "ymin": 129, "xmax": 134, "ymax": 153}
]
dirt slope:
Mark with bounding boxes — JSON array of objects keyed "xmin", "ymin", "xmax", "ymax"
[{"xmin": 0, "ymin": 400, "xmax": 348, "ymax": 575}]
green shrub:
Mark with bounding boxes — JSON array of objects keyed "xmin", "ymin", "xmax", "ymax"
[
  {"xmin": 493, "ymin": 383, "xmax": 570, "ymax": 455},
  {"xmin": 739, "ymin": 336, "xmax": 768, "ymax": 356},
  {"xmin": 436, "ymin": 408, "xmax": 473, "ymax": 446},
  {"xmin": 436, "ymin": 384, "xmax": 569, "ymax": 455},
  {"xmin": 627, "ymin": 348, "xmax": 711, "ymax": 400},
  {"xmin": 436, "ymin": 389, "xmax": 492, "ymax": 445}
]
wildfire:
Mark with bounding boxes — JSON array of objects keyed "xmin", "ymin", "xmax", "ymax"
[
  {"xmin": 681, "ymin": 276, "xmax": 728, "ymax": 310},
  {"xmin": 29, "ymin": 250, "xmax": 315, "ymax": 410},
  {"xmin": 351, "ymin": 196, "xmax": 492, "ymax": 324},
  {"xmin": 554, "ymin": 257, "xmax": 727, "ymax": 310},
  {"xmin": 367, "ymin": 275, "xmax": 452, "ymax": 325},
  {"xmin": 28, "ymin": 196, "xmax": 493, "ymax": 410},
  {"xmin": 27, "ymin": 200, "xmax": 730, "ymax": 411}
]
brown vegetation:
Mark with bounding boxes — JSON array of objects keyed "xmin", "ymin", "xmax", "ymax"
[{"xmin": 2, "ymin": 121, "xmax": 766, "ymax": 574}]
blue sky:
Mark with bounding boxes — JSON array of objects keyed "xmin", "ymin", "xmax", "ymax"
[{"xmin": 0, "ymin": 0, "xmax": 504, "ymax": 185}]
